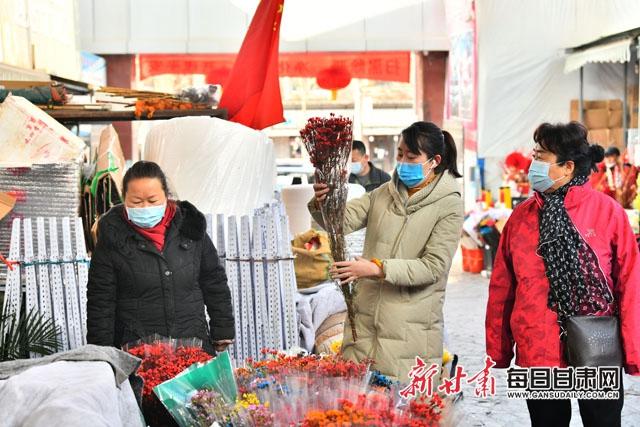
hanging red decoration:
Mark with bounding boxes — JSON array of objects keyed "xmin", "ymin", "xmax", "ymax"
[
  {"xmin": 316, "ymin": 66, "xmax": 352, "ymax": 100},
  {"xmin": 505, "ymin": 152, "xmax": 531, "ymax": 173}
]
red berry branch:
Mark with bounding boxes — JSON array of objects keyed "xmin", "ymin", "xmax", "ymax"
[{"xmin": 300, "ymin": 113, "xmax": 358, "ymax": 341}]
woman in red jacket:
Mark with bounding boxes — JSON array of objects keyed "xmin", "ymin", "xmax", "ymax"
[{"xmin": 486, "ymin": 122, "xmax": 640, "ymax": 427}]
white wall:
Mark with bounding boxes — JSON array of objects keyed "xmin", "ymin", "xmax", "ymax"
[
  {"xmin": 0, "ymin": 0, "xmax": 81, "ymax": 79},
  {"xmin": 78, "ymin": 0, "xmax": 449, "ymax": 54}
]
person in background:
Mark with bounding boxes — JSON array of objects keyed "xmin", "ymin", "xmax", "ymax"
[
  {"xmin": 87, "ymin": 161, "xmax": 234, "ymax": 354},
  {"xmin": 590, "ymin": 146, "xmax": 638, "ymax": 208},
  {"xmin": 310, "ymin": 122, "xmax": 463, "ymax": 382},
  {"xmin": 349, "ymin": 140, "xmax": 391, "ymax": 192},
  {"xmin": 486, "ymin": 122, "xmax": 640, "ymax": 427}
]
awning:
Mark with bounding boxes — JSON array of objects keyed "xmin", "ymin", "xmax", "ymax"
[{"xmin": 564, "ymin": 38, "xmax": 633, "ymax": 73}]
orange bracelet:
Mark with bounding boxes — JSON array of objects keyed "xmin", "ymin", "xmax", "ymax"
[{"xmin": 371, "ymin": 258, "xmax": 385, "ymax": 278}]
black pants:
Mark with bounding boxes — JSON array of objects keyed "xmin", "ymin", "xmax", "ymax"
[{"xmin": 526, "ymin": 383, "xmax": 624, "ymax": 427}]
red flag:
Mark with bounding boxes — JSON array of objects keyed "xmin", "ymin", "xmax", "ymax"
[{"xmin": 219, "ymin": 0, "xmax": 285, "ymax": 130}]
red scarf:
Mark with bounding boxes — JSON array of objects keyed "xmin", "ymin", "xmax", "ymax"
[{"xmin": 124, "ymin": 202, "xmax": 176, "ymax": 252}]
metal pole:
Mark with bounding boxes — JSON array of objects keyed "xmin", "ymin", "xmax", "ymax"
[
  {"xmin": 579, "ymin": 67, "xmax": 584, "ymax": 123},
  {"xmin": 624, "ymin": 58, "xmax": 629, "ymax": 147}
]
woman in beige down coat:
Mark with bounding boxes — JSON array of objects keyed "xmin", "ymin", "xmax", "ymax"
[{"xmin": 310, "ymin": 121, "xmax": 464, "ymax": 382}]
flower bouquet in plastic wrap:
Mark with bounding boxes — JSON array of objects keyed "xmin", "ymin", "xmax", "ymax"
[
  {"xmin": 300, "ymin": 393, "xmax": 446, "ymax": 427},
  {"xmin": 300, "ymin": 114, "xmax": 358, "ymax": 340},
  {"xmin": 123, "ymin": 335, "xmax": 213, "ymax": 427},
  {"xmin": 153, "ymin": 351, "xmax": 256, "ymax": 426},
  {"xmin": 238, "ymin": 350, "xmax": 453, "ymax": 426},
  {"xmin": 139, "ymin": 347, "xmax": 457, "ymax": 426},
  {"xmin": 234, "ymin": 349, "xmax": 372, "ymax": 425}
]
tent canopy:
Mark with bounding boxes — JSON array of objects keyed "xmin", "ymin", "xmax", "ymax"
[
  {"xmin": 476, "ymin": 0, "xmax": 640, "ymax": 192},
  {"xmin": 564, "ymin": 38, "xmax": 633, "ymax": 73}
]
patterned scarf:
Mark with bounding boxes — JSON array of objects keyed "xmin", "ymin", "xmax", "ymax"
[{"xmin": 538, "ymin": 175, "xmax": 614, "ymax": 338}]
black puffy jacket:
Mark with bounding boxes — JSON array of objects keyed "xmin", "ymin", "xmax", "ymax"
[{"xmin": 86, "ymin": 201, "xmax": 234, "ymax": 353}]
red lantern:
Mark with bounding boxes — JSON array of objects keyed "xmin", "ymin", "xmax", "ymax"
[{"xmin": 316, "ymin": 66, "xmax": 352, "ymax": 100}]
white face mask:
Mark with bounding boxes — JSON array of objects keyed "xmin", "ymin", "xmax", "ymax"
[{"xmin": 527, "ymin": 160, "xmax": 566, "ymax": 192}]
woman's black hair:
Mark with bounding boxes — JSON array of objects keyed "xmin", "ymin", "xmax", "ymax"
[
  {"xmin": 122, "ymin": 161, "xmax": 169, "ymax": 197},
  {"xmin": 400, "ymin": 121, "xmax": 462, "ymax": 178},
  {"xmin": 533, "ymin": 121, "xmax": 604, "ymax": 177}
]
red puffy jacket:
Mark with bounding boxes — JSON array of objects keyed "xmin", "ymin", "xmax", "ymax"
[{"xmin": 486, "ymin": 183, "xmax": 640, "ymax": 375}]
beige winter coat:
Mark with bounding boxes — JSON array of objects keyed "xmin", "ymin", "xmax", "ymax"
[{"xmin": 309, "ymin": 172, "xmax": 463, "ymax": 381}]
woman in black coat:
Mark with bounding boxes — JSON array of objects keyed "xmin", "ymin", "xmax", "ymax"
[{"xmin": 86, "ymin": 161, "xmax": 234, "ymax": 354}]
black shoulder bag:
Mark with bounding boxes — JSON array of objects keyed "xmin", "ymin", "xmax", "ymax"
[{"xmin": 564, "ymin": 315, "xmax": 623, "ymax": 367}]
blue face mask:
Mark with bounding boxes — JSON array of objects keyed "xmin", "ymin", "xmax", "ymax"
[
  {"xmin": 527, "ymin": 160, "xmax": 565, "ymax": 193},
  {"xmin": 351, "ymin": 161, "xmax": 363, "ymax": 175},
  {"xmin": 397, "ymin": 159, "xmax": 432, "ymax": 188},
  {"xmin": 126, "ymin": 204, "xmax": 167, "ymax": 228}
]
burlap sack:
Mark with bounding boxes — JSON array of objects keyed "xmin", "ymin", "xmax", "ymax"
[{"xmin": 292, "ymin": 229, "xmax": 333, "ymax": 289}]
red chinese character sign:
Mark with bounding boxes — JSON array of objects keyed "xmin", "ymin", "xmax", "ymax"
[
  {"xmin": 467, "ymin": 356, "xmax": 497, "ymax": 398},
  {"xmin": 139, "ymin": 52, "xmax": 411, "ymax": 87},
  {"xmin": 438, "ymin": 365, "xmax": 467, "ymax": 395},
  {"xmin": 400, "ymin": 355, "xmax": 497, "ymax": 399},
  {"xmin": 400, "ymin": 357, "xmax": 440, "ymax": 398}
]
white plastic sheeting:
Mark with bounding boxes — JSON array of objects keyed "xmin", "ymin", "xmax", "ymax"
[
  {"xmin": 475, "ymin": 0, "xmax": 640, "ymax": 190},
  {"xmin": 0, "ymin": 361, "xmax": 143, "ymax": 427},
  {"xmin": 0, "ymin": 95, "xmax": 85, "ymax": 164},
  {"xmin": 144, "ymin": 117, "xmax": 276, "ymax": 217},
  {"xmin": 565, "ymin": 38, "xmax": 633, "ymax": 73}
]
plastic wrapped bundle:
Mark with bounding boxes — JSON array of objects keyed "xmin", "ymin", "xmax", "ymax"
[
  {"xmin": 0, "ymin": 163, "xmax": 82, "ymax": 279},
  {"xmin": 0, "ymin": 95, "xmax": 85, "ymax": 163},
  {"xmin": 144, "ymin": 117, "xmax": 275, "ymax": 217},
  {"xmin": 82, "ymin": 125, "xmax": 126, "ymax": 251}
]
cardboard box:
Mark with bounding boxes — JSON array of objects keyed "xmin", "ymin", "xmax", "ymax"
[
  {"xmin": 95, "ymin": 125, "xmax": 125, "ymax": 198},
  {"xmin": 570, "ymin": 99, "xmax": 622, "ymax": 110},
  {"xmin": 584, "ymin": 109, "xmax": 610, "ymax": 129},
  {"xmin": 610, "ymin": 128, "xmax": 624, "ymax": 149},
  {"xmin": 570, "ymin": 107, "xmax": 580, "ymax": 122},
  {"xmin": 587, "ymin": 128, "xmax": 610, "ymax": 146},
  {"xmin": 0, "ymin": 192, "xmax": 16, "ymax": 221},
  {"xmin": 571, "ymin": 99, "xmax": 622, "ymax": 111},
  {"xmin": 608, "ymin": 99, "xmax": 623, "ymax": 111},
  {"xmin": 570, "ymin": 99, "xmax": 595, "ymax": 110},
  {"xmin": 609, "ymin": 109, "xmax": 623, "ymax": 128}
]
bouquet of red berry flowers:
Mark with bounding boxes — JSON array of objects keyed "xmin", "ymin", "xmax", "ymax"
[
  {"xmin": 124, "ymin": 336, "xmax": 213, "ymax": 426},
  {"xmin": 300, "ymin": 113, "xmax": 358, "ymax": 340}
]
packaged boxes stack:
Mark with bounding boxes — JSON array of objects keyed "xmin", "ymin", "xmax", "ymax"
[
  {"xmin": 629, "ymin": 85, "xmax": 639, "ymax": 130},
  {"xmin": 570, "ymin": 99, "xmax": 624, "ymax": 149},
  {"xmin": 0, "ymin": 95, "xmax": 85, "ymax": 280}
]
